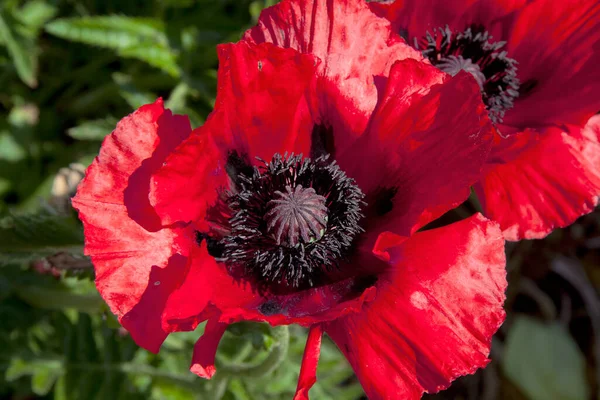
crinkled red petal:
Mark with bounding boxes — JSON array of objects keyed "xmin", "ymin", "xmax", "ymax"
[
  {"xmin": 162, "ymin": 243, "xmax": 378, "ymax": 329},
  {"xmin": 476, "ymin": 115, "xmax": 600, "ymax": 240},
  {"xmin": 213, "ymin": 41, "xmax": 318, "ymax": 162},
  {"xmin": 72, "ymin": 99, "xmax": 194, "ymax": 352},
  {"xmin": 324, "ymin": 214, "xmax": 506, "ymax": 400},
  {"xmin": 160, "ymin": 242, "xmax": 259, "ymax": 332},
  {"xmin": 382, "ymin": 0, "xmax": 526, "ymax": 46},
  {"xmin": 190, "ymin": 319, "xmax": 228, "ymax": 379},
  {"xmin": 149, "ymin": 110, "xmax": 229, "ymax": 226},
  {"xmin": 340, "ymin": 59, "xmax": 492, "ymax": 238},
  {"xmin": 503, "ymin": 0, "xmax": 600, "ymax": 130},
  {"xmin": 294, "ymin": 325, "xmax": 323, "ymax": 400},
  {"xmin": 244, "ymin": 0, "xmax": 423, "ymax": 155}
]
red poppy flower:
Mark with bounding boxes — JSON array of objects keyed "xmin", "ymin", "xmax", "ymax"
[
  {"xmin": 373, "ymin": 0, "xmax": 600, "ymax": 240},
  {"xmin": 73, "ymin": 2, "xmax": 506, "ymax": 399}
]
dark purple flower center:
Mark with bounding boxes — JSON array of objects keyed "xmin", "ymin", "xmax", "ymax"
[
  {"xmin": 414, "ymin": 24, "xmax": 520, "ymax": 124},
  {"xmin": 200, "ymin": 152, "xmax": 365, "ymax": 289}
]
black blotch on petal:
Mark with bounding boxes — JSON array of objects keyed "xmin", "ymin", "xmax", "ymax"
[
  {"xmin": 226, "ymin": 151, "xmax": 254, "ymax": 187},
  {"xmin": 519, "ymin": 79, "xmax": 538, "ymax": 98},
  {"xmin": 372, "ymin": 187, "xmax": 398, "ymax": 216},
  {"xmin": 258, "ymin": 300, "xmax": 282, "ymax": 316},
  {"xmin": 196, "ymin": 232, "xmax": 224, "ymax": 258},
  {"xmin": 310, "ymin": 124, "xmax": 335, "ymax": 159},
  {"xmin": 352, "ymin": 275, "xmax": 378, "ymax": 295},
  {"xmin": 398, "ymin": 27, "xmax": 409, "ymax": 41}
]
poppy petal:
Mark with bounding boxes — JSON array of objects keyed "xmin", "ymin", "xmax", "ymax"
[
  {"xmin": 214, "ymin": 41, "xmax": 318, "ymax": 161},
  {"xmin": 161, "ymin": 242, "xmax": 259, "ymax": 333},
  {"xmin": 162, "ymin": 242, "xmax": 377, "ymax": 329},
  {"xmin": 72, "ymin": 99, "xmax": 194, "ymax": 352},
  {"xmin": 476, "ymin": 115, "xmax": 600, "ymax": 240},
  {"xmin": 503, "ymin": 0, "xmax": 600, "ymax": 129},
  {"xmin": 341, "ymin": 59, "xmax": 492, "ymax": 237},
  {"xmin": 244, "ymin": 0, "xmax": 423, "ymax": 154},
  {"xmin": 324, "ymin": 214, "xmax": 506, "ymax": 399},
  {"xmin": 380, "ymin": 0, "xmax": 526, "ymax": 47},
  {"xmin": 294, "ymin": 324, "xmax": 323, "ymax": 400},
  {"xmin": 149, "ymin": 110, "xmax": 228, "ymax": 226},
  {"xmin": 190, "ymin": 319, "xmax": 228, "ymax": 379}
]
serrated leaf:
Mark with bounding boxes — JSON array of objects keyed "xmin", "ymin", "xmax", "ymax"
[
  {"xmin": 45, "ymin": 16, "xmax": 180, "ymax": 76},
  {"xmin": 118, "ymin": 43, "xmax": 180, "ymax": 77},
  {"xmin": 0, "ymin": 212, "xmax": 84, "ymax": 264},
  {"xmin": 502, "ymin": 315, "xmax": 589, "ymax": 400},
  {"xmin": 67, "ymin": 117, "xmax": 117, "ymax": 140},
  {"xmin": 45, "ymin": 16, "xmax": 166, "ymax": 50},
  {"xmin": 0, "ymin": 9, "xmax": 37, "ymax": 87}
]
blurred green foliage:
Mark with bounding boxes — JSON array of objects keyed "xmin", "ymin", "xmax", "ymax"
[{"xmin": 0, "ymin": 0, "xmax": 277, "ymax": 212}]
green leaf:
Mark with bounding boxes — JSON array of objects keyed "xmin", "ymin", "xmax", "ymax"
[
  {"xmin": 165, "ymin": 82, "xmax": 189, "ymax": 112},
  {"xmin": 45, "ymin": 16, "xmax": 166, "ymax": 50},
  {"xmin": 161, "ymin": 0, "xmax": 196, "ymax": 8},
  {"xmin": 113, "ymin": 73, "xmax": 157, "ymax": 110},
  {"xmin": 67, "ymin": 117, "xmax": 117, "ymax": 141},
  {"xmin": 14, "ymin": 0, "xmax": 57, "ymax": 35},
  {"xmin": 0, "ymin": 9, "xmax": 37, "ymax": 87},
  {"xmin": 6, "ymin": 357, "xmax": 64, "ymax": 395},
  {"xmin": 0, "ymin": 211, "xmax": 84, "ymax": 264},
  {"xmin": 45, "ymin": 16, "xmax": 180, "ymax": 76},
  {"xmin": 118, "ymin": 44, "xmax": 180, "ymax": 78},
  {"xmin": 15, "ymin": 286, "xmax": 103, "ymax": 314},
  {"xmin": 502, "ymin": 315, "xmax": 589, "ymax": 400},
  {"xmin": 0, "ymin": 131, "xmax": 27, "ymax": 161}
]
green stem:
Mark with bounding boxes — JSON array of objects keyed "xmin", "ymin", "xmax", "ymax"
[
  {"xmin": 211, "ymin": 374, "xmax": 229, "ymax": 400},
  {"xmin": 229, "ymin": 341, "xmax": 254, "ymax": 363},
  {"xmin": 15, "ymin": 286, "xmax": 103, "ymax": 314},
  {"xmin": 220, "ymin": 325, "xmax": 289, "ymax": 378}
]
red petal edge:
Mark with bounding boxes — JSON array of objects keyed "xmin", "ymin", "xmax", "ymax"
[
  {"xmin": 150, "ymin": 41, "xmax": 320, "ymax": 226},
  {"xmin": 476, "ymin": 115, "xmax": 600, "ymax": 240},
  {"xmin": 190, "ymin": 319, "xmax": 228, "ymax": 379},
  {"xmin": 72, "ymin": 99, "xmax": 194, "ymax": 352},
  {"xmin": 503, "ymin": 0, "xmax": 600, "ymax": 130},
  {"xmin": 324, "ymin": 214, "xmax": 507, "ymax": 400},
  {"xmin": 162, "ymin": 239, "xmax": 378, "ymax": 330},
  {"xmin": 149, "ymin": 110, "xmax": 228, "ymax": 226},
  {"xmin": 213, "ymin": 41, "xmax": 318, "ymax": 162},
  {"xmin": 340, "ymin": 59, "xmax": 492, "ymax": 238},
  {"xmin": 244, "ymin": 0, "xmax": 423, "ymax": 153},
  {"xmin": 294, "ymin": 325, "xmax": 323, "ymax": 400}
]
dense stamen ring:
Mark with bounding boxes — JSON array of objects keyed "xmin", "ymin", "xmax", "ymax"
[
  {"xmin": 414, "ymin": 24, "xmax": 520, "ymax": 124},
  {"xmin": 201, "ymin": 153, "xmax": 365, "ymax": 289}
]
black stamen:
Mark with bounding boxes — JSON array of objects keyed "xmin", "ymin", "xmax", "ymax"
[
  {"xmin": 201, "ymin": 153, "xmax": 365, "ymax": 289},
  {"xmin": 415, "ymin": 24, "xmax": 520, "ymax": 124}
]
